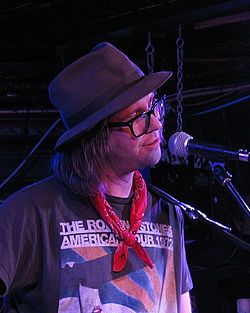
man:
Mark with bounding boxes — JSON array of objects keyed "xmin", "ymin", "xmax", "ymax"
[{"xmin": 0, "ymin": 42, "xmax": 192, "ymax": 312}]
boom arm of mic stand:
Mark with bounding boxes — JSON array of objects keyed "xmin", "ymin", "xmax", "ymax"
[
  {"xmin": 209, "ymin": 162, "xmax": 250, "ymax": 217},
  {"xmin": 147, "ymin": 184, "xmax": 231, "ymax": 230},
  {"xmin": 148, "ymin": 184, "xmax": 250, "ymax": 251}
]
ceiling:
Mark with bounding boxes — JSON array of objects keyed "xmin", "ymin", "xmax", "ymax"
[{"xmin": 0, "ymin": 0, "xmax": 250, "ymax": 199}]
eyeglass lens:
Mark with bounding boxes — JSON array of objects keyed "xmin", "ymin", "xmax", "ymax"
[
  {"xmin": 132, "ymin": 97, "xmax": 166, "ymax": 136},
  {"xmin": 132, "ymin": 115, "xmax": 149, "ymax": 136}
]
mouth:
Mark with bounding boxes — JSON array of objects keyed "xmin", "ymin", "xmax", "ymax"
[{"xmin": 143, "ymin": 138, "xmax": 160, "ymax": 147}]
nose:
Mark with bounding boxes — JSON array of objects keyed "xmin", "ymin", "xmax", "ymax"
[{"xmin": 148, "ymin": 114, "xmax": 162, "ymax": 133}]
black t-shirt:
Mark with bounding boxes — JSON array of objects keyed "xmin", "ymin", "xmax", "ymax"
[{"xmin": 0, "ymin": 176, "xmax": 192, "ymax": 313}]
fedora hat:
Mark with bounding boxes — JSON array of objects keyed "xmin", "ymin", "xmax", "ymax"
[{"xmin": 49, "ymin": 42, "xmax": 172, "ymax": 149}]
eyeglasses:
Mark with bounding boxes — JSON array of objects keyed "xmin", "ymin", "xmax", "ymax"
[{"xmin": 108, "ymin": 95, "xmax": 167, "ymax": 137}]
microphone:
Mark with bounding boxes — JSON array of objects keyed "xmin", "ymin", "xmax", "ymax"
[{"xmin": 168, "ymin": 132, "xmax": 250, "ymax": 162}]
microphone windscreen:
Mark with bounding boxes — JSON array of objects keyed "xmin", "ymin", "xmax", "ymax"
[{"xmin": 168, "ymin": 132, "xmax": 193, "ymax": 157}]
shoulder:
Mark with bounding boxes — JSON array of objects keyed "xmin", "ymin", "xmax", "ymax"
[
  {"xmin": 147, "ymin": 184, "xmax": 184, "ymax": 223},
  {"xmin": 0, "ymin": 176, "xmax": 68, "ymax": 214},
  {"xmin": 147, "ymin": 184, "xmax": 175, "ymax": 210},
  {"xmin": 20, "ymin": 175, "xmax": 67, "ymax": 200}
]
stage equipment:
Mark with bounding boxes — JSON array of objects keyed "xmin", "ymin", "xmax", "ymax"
[
  {"xmin": 148, "ymin": 184, "xmax": 250, "ymax": 251},
  {"xmin": 145, "ymin": 32, "xmax": 155, "ymax": 75},
  {"xmin": 168, "ymin": 131, "xmax": 250, "ymax": 217},
  {"xmin": 176, "ymin": 24, "xmax": 184, "ymax": 132},
  {"xmin": 168, "ymin": 131, "xmax": 250, "ymax": 163}
]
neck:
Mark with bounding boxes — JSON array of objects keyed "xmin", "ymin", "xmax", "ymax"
[{"xmin": 104, "ymin": 171, "xmax": 134, "ymax": 198}]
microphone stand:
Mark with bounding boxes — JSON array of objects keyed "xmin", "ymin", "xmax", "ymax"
[
  {"xmin": 209, "ymin": 162, "xmax": 250, "ymax": 218},
  {"xmin": 148, "ymin": 184, "xmax": 250, "ymax": 251}
]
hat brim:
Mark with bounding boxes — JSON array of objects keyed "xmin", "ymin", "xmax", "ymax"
[{"xmin": 55, "ymin": 70, "xmax": 172, "ymax": 150}]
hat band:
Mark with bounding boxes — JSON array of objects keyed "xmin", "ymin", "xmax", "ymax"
[{"xmin": 64, "ymin": 74, "xmax": 144, "ymax": 129}]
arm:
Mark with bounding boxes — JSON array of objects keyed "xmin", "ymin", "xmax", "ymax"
[
  {"xmin": 0, "ymin": 193, "xmax": 40, "ymax": 295},
  {"xmin": 175, "ymin": 204, "xmax": 193, "ymax": 313},
  {"xmin": 180, "ymin": 292, "xmax": 192, "ymax": 313}
]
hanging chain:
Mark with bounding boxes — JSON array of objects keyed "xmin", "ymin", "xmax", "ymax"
[
  {"xmin": 176, "ymin": 25, "xmax": 184, "ymax": 132},
  {"xmin": 145, "ymin": 32, "xmax": 155, "ymax": 74}
]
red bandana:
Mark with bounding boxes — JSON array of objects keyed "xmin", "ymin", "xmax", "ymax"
[{"xmin": 91, "ymin": 170, "xmax": 153, "ymax": 272}]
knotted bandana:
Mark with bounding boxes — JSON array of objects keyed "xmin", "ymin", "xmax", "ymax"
[{"xmin": 91, "ymin": 170, "xmax": 153, "ymax": 272}]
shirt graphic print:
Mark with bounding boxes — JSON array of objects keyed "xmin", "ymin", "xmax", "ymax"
[{"xmin": 58, "ymin": 217, "xmax": 177, "ymax": 313}]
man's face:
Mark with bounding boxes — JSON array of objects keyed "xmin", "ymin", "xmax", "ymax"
[{"xmin": 107, "ymin": 93, "xmax": 163, "ymax": 175}]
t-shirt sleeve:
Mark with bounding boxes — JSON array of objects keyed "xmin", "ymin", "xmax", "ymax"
[
  {"xmin": 181, "ymin": 243, "xmax": 193, "ymax": 294},
  {"xmin": 0, "ymin": 191, "xmax": 41, "ymax": 295},
  {"xmin": 175, "ymin": 205, "xmax": 193, "ymax": 294}
]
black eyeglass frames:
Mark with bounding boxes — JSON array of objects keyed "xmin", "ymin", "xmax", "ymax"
[{"xmin": 108, "ymin": 95, "xmax": 167, "ymax": 137}]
